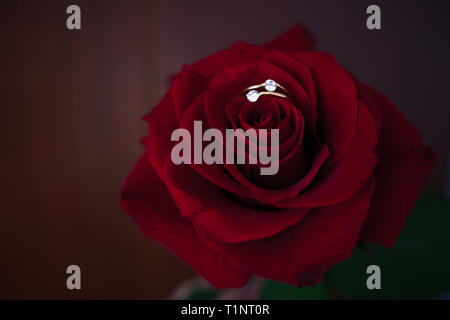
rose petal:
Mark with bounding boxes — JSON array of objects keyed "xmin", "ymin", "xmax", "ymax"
[
  {"xmin": 143, "ymin": 91, "xmax": 179, "ymax": 175},
  {"xmin": 195, "ymin": 178, "xmax": 375, "ymax": 286},
  {"xmin": 261, "ymin": 51, "xmax": 317, "ymax": 132},
  {"xmin": 120, "ymin": 154, "xmax": 250, "ymax": 288},
  {"xmin": 226, "ymin": 105, "xmax": 308, "ymax": 190},
  {"xmin": 162, "ymin": 156, "xmax": 312, "ymax": 244},
  {"xmin": 226, "ymin": 97, "xmax": 296, "ymax": 147},
  {"xmin": 224, "ymin": 145, "xmax": 330, "ymax": 205},
  {"xmin": 172, "ymin": 66, "xmax": 209, "ymax": 122},
  {"xmin": 290, "ymin": 52, "xmax": 359, "ymax": 167},
  {"xmin": 179, "ymin": 93, "xmax": 252, "ymax": 198},
  {"xmin": 357, "ymin": 83, "xmax": 437, "ymax": 247},
  {"xmin": 277, "ymin": 102, "xmax": 378, "ymax": 207}
]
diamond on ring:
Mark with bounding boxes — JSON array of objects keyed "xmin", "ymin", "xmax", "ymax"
[
  {"xmin": 264, "ymin": 79, "xmax": 277, "ymax": 92},
  {"xmin": 241, "ymin": 79, "xmax": 289, "ymax": 102},
  {"xmin": 246, "ymin": 90, "xmax": 259, "ymax": 102}
]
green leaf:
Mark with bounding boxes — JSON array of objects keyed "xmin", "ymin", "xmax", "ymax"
[
  {"xmin": 187, "ymin": 289, "xmax": 218, "ymax": 300},
  {"xmin": 326, "ymin": 190, "xmax": 450, "ymax": 299},
  {"xmin": 262, "ymin": 280, "xmax": 329, "ymax": 300}
]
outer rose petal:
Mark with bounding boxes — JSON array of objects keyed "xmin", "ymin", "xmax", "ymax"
[
  {"xmin": 143, "ymin": 91, "xmax": 179, "ymax": 175},
  {"xmin": 163, "ymin": 156, "xmax": 311, "ymax": 244},
  {"xmin": 196, "ymin": 179, "xmax": 375, "ymax": 287},
  {"xmin": 277, "ymin": 101, "xmax": 378, "ymax": 208},
  {"xmin": 290, "ymin": 52, "xmax": 359, "ymax": 167},
  {"xmin": 264, "ymin": 24, "xmax": 316, "ymax": 52},
  {"xmin": 120, "ymin": 154, "xmax": 250, "ymax": 288},
  {"xmin": 357, "ymin": 83, "xmax": 437, "ymax": 247},
  {"xmin": 172, "ymin": 67, "xmax": 209, "ymax": 122}
]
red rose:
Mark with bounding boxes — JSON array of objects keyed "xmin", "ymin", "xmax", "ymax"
[{"xmin": 121, "ymin": 25, "xmax": 436, "ymax": 288}]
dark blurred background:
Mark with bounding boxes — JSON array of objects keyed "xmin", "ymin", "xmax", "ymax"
[{"xmin": 1, "ymin": 0, "xmax": 449, "ymax": 299}]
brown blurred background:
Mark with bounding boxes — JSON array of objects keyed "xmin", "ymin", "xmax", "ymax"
[{"xmin": 1, "ymin": 0, "xmax": 449, "ymax": 299}]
